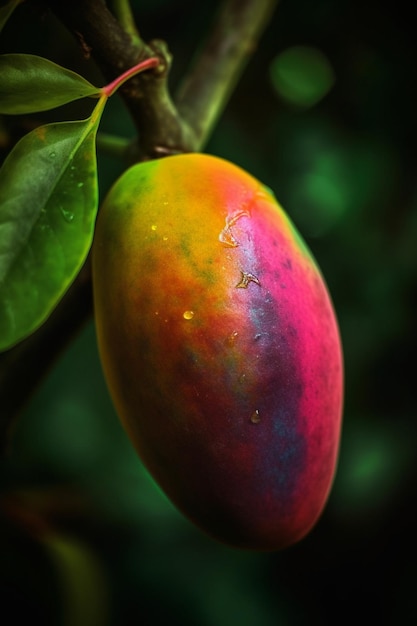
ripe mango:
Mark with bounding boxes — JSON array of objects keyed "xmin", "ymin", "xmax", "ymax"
[{"xmin": 92, "ymin": 153, "xmax": 343, "ymax": 551}]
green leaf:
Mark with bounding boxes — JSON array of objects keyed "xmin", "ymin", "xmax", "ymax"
[
  {"xmin": 0, "ymin": 54, "xmax": 101, "ymax": 115},
  {"xmin": 0, "ymin": 0, "xmax": 22, "ymax": 33},
  {"xmin": 0, "ymin": 100, "xmax": 105, "ymax": 351}
]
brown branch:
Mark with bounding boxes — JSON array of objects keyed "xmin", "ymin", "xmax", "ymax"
[{"xmin": 39, "ymin": 0, "xmax": 195, "ymax": 158}]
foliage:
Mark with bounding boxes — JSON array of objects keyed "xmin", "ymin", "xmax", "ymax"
[
  {"xmin": 0, "ymin": 52, "xmax": 158, "ymax": 349},
  {"xmin": 0, "ymin": 105, "xmax": 101, "ymax": 350}
]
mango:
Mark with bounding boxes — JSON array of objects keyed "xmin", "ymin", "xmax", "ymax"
[{"xmin": 92, "ymin": 153, "xmax": 343, "ymax": 551}]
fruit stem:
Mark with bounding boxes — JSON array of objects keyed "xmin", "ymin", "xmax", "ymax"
[{"xmin": 101, "ymin": 57, "xmax": 160, "ymax": 97}]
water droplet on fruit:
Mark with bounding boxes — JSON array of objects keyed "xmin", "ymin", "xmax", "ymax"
[
  {"xmin": 228, "ymin": 208, "xmax": 251, "ymax": 226},
  {"xmin": 183, "ymin": 310, "xmax": 194, "ymax": 320},
  {"xmin": 236, "ymin": 271, "xmax": 261, "ymax": 289},
  {"xmin": 219, "ymin": 228, "xmax": 239, "ymax": 248},
  {"xmin": 219, "ymin": 208, "xmax": 251, "ymax": 247},
  {"xmin": 151, "ymin": 224, "xmax": 157, "ymax": 231},
  {"xmin": 250, "ymin": 410, "xmax": 261, "ymax": 424},
  {"xmin": 227, "ymin": 331, "xmax": 239, "ymax": 346},
  {"xmin": 238, "ymin": 373, "xmax": 247, "ymax": 384},
  {"xmin": 61, "ymin": 208, "xmax": 74, "ymax": 223}
]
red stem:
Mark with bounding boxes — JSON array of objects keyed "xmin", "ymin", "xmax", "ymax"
[{"xmin": 101, "ymin": 57, "xmax": 160, "ymax": 97}]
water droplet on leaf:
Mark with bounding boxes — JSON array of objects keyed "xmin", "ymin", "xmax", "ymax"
[{"xmin": 61, "ymin": 208, "xmax": 75, "ymax": 223}]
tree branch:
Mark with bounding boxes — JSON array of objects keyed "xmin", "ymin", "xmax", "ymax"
[
  {"xmin": 40, "ymin": 0, "xmax": 195, "ymax": 158},
  {"xmin": 176, "ymin": 0, "xmax": 279, "ymax": 150}
]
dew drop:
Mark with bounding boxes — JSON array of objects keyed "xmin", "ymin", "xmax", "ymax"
[
  {"xmin": 219, "ymin": 227, "xmax": 239, "ymax": 248},
  {"xmin": 49, "ymin": 151, "xmax": 56, "ymax": 159},
  {"xmin": 183, "ymin": 310, "xmax": 194, "ymax": 320},
  {"xmin": 229, "ymin": 208, "xmax": 251, "ymax": 226},
  {"xmin": 151, "ymin": 224, "xmax": 157, "ymax": 231},
  {"xmin": 236, "ymin": 271, "xmax": 261, "ymax": 289},
  {"xmin": 250, "ymin": 410, "xmax": 261, "ymax": 424},
  {"xmin": 227, "ymin": 331, "xmax": 239, "ymax": 346},
  {"xmin": 77, "ymin": 182, "xmax": 84, "ymax": 188},
  {"xmin": 61, "ymin": 208, "xmax": 74, "ymax": 223},
  {"xmin": 218, "ymin": 208, "xmax": 251, "ymax": 247}
]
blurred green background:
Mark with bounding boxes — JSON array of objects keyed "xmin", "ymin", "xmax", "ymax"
[{"xmin": 1, "ymin": 0, "xmax": 417, "ymax": 624}]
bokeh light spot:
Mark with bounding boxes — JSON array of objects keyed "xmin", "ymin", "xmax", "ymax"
[
  {"xmin": 270, "ymin": 45, "xmax": 335, "ymax": 108},
  {"xmin": 332, "ymin": 418, "xmax": 414, "ymax": 523}
]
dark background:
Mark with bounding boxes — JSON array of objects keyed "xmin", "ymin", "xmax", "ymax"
[{"xmin": 1, "ymin": 0, "xmax": 416, "ymax": 624}]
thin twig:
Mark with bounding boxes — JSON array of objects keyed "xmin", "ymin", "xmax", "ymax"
[
  {"xmin": 175, "ymin": 0, "xmax": 279, "ymax": 150},
  {"xmin": 110, "ymin": 0, "xmax": 141, "ymax": 42},
  {"xmin": 96, "ymin": 132, "xmax": 130, "ymax": 159}
]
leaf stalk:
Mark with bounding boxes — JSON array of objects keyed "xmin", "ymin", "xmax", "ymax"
[{"xmin": 101, "ymin": 57, "xmax": 160, "ymax": 98}]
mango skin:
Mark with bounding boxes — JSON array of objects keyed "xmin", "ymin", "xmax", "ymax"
[{"xmin": 92, "ymin": 153, "xmax": 343, "ymax": 551}]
